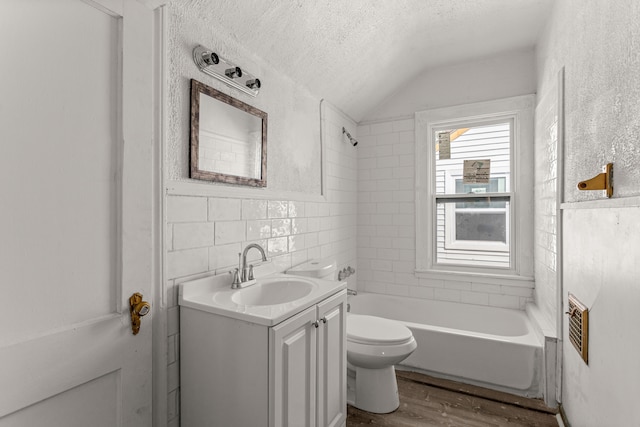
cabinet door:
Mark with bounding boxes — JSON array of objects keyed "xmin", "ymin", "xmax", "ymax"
[
  {"xmin": 316, "ymin": 290, "xmax": 347, "ymax": 427},
  {"xmin": 270, "ymin": 306, "xmax": 317, "ymax": 427}
]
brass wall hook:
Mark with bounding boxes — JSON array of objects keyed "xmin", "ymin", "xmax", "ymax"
[{"xmin": 577, "ymin": 163, "xmax": 613, "ymax": 198}]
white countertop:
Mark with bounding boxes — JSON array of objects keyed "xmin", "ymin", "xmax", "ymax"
[{"xmin": 178, "ymin": 269, "xmax": 346, "ymax": 326}]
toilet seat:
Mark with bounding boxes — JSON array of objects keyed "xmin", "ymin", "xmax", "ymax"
[{"xmin": 347, "ymin": 314, "xmax": 413, "ymax": 345}]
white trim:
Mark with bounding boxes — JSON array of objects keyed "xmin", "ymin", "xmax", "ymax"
[
  {"xmin": 415, "ymin": 94, "xmax": 535, "ymax": 282},
  {"xmin": 153, "ymin": 5, "xmax": 168, "ymax": 427},
  {"xmin": 166, "ymin": 180, "xmax": 327, "ymax": 202},
  {"xmin": 319, "ymin": 99, "xmax": 329, "ymax": 198},
  {"xmin": 414, "ymin": 269, "xmax": 534, "ymax": 287},
  {"xmin": 561, "ymin": 195, "xmax": 640, "ymax": 210},
  {"xmin": 138, "ymin": 0, "xmax": 169, "ymax": 9},
  {"xmin": 555, "ymin": 67, "xmax": 565, "ymax": 406},
  {"xmin": 433, "ymin": 192, "xmax": 511, "ymax": 200},
  {"xmin": 81, "ymin": 0, "xmax": 123, "ymax": 16}
]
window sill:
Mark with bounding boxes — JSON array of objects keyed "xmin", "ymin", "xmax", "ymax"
[{"xmin": 415, "ymin": 268, "xmax": 534, "ymax": 288}]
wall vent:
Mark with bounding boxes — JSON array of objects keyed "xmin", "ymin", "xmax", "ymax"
[{"xmin": 567, "ymin": 293, "xmax": 589, "ymax": 364}]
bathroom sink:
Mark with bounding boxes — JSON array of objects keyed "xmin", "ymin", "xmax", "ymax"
[
  {"xmin": 231, "ymin": 278, "xmax": 315, "ymax": 306},
  {"xmin": 178, "ymin": 267, "xmax": 346, "ymax": 326}
]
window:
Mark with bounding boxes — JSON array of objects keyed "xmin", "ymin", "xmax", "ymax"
[
  {"xmin": 437, "ymin": 121, "xmax": 511, "ymax": 268},
  {"xmin": 415, "ymin": 96, "xmax": 534, "ymax": 279}
]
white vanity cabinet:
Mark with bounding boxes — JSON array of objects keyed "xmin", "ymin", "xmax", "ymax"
[
  {"xmin": 270, "ymin": 290, "xmax": 347, "ymax": 427},
  {"xmin": 180, "ymin": 288, "xmax": 346, "ymax": 427}
]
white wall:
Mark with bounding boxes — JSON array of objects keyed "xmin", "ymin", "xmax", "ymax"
[
  {"xmin": 166, "ymin": 3, "xmax": 321, "ymax": 193},
  {"xmin": 536, "ymin": 0, "xmax": 640, "ymax": 424},
  {"xmin": 160, "ymin": 4, "xmax": 358, "ymax": 426},
  {"xmin": 356, "ymin": 51, "xmax": 536, "ymax": 309},
  {"xmin": 364, "ymin": 49, "xmax": 536, "ymax": 122}
]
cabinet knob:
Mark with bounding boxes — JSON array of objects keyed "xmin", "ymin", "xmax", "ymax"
[
  {"xmin": 312, "ymin": 320, "xmax": 319, "ymax": 328},
  {"xmin": 321, "ymin": 317, "xmax": 327, "ymax": 324}
]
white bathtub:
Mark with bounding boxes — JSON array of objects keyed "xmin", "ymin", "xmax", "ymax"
[{"xmin": 348, "ymin": 293, "xmax": 543, "ymax": 397}]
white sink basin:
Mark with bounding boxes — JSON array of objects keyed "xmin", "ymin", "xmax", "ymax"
[
  {"xmin": 178, "ymin": 267, "xmax": 346, "ymax": 326},
  {"xmin": 231, "ymin": 278, "xmax": 314, "ymax": 306}
]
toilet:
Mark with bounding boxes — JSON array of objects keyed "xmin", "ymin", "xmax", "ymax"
[{"xmin": 287, "ymin": 259, "xmax": 417, "ymax": 414}]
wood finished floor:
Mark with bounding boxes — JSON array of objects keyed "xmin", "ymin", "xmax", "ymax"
[{"xmin": 347, "ymin": 371, "xmax": 558, "ymax": 427}]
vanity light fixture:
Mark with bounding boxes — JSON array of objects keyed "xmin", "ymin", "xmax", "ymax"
[
  {"xmin": 201, "ymin": 51, "xmax": 219, "ymax": 66},
  {"xmin": 193, "ymin": 45, "xmax": 261, "ymax": 97},
  {"xmin": 246, "ymin": 79, "xmax": 261, "ymax": 89},
  {"xmin": 342, "ymin": 127, "xmax": 358, "ymax": 147},
  {"xmin": 225, "ymin": 66, "xmax": 242, "ymax": 79}
]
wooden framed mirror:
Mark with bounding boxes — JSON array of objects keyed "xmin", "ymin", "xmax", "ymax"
[{"xmin": 190, "ymin": 79, "xmax": 267, "ymax": 186}]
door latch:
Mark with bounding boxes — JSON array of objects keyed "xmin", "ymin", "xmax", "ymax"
[{"xmin": 129, "ymin": 292, "xmax": 150, "ymax": 335}]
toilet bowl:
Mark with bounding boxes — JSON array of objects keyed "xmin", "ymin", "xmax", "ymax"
[
  {"xmin": 287, "ymin": 259, "xmax": 418, "ymax": 414},
  {"xmin": 346, "ymin": 313, "xmax": 417, "ymax": 413}
]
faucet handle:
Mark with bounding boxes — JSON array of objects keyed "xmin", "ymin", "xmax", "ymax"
[
  {"xmin": 248, "ymin": 264, "xmax": 255, "ymax": 280},
  {"xmin": 229, "ymin": 268, "xmax": 241, "ymax": 288}
]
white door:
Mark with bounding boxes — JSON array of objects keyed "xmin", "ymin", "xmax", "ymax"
[{"xmin": 0, "ymin": 1, "xmax": 155, "ymax": 426}]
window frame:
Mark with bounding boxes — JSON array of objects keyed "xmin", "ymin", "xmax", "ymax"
[{"xmin": 415, "ymin": 95, "xmax": 535, "ymax": 283}]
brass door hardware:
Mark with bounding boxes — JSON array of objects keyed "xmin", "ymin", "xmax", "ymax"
[
  {"xmin": 577, "ymin": 163, "xmax": 613, "ymax": 198},
  {"xmin": 129, "ymin": 292, "xmax": 150, "ymax": 335}
]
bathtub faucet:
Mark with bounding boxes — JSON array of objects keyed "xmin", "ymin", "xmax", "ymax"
[{"xmin": 347, "ymin": 289, "xmax": 357, "ymax": 296}]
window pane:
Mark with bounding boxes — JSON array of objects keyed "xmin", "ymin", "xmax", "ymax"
[
  {"xmin": 435, "ymin": 122, "xmax": 511, "ymax": 195},
  {"xmin": 456, "ymin": 212, "xmax": 506, "ymax": 242},
  {"xmin": 455, "ymin": 177, "xmax": 506, "ymax": 194},
  {"xmin": 436, "ymin": 198, "xmax": 510, "ymax": 269},
  {"xmin": 455, "ymin": 177, "xmax": 506, "ymax": 208}
]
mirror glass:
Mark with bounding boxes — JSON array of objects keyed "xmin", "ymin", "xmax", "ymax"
[{"xmin": 190, "ymin": 79, "xmax": 267, "ymax": 186}]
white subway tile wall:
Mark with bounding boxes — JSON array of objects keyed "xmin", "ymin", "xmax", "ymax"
[
  {"xmin": 167, "ymin": 191, "xmax": 358, "ymax": 281},
  {"xmin": 208, "ymin": 197, "xmax": 241, "ymax": 221},
  {"xmin": 533, "ymin": 85, "xmax": 560, "ymax": 331},
  {"xmin": 163, "ymin": 104, "xmax": 357, "ymax": 424},
  {"xmin": 357, "ymin": 118, "xmax": 534, "ymax": 310}
]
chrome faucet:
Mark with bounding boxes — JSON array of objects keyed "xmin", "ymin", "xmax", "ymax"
[{"xmin": 241, "ymin": 243, "xmax": 267, "ymax": 283}]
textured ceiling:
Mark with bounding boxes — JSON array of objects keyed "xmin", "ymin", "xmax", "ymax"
[{"xmin": 187, "ymin": 0, "xmax": 554, "ymax": 121}]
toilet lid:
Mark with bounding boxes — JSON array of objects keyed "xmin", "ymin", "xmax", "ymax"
[{"xmin": 347, "ymin": 314, "xmax": 413, "ymax": 345}]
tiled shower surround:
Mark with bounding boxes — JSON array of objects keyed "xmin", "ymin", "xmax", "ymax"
[{"xmin": 356, "ymin": 118, "xmax": 534, "ymax": 310}]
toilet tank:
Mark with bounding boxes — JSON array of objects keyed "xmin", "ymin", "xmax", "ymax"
[{"xmin": 287, "ymin": 258, "xmax": 337, "ymax": 280}]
